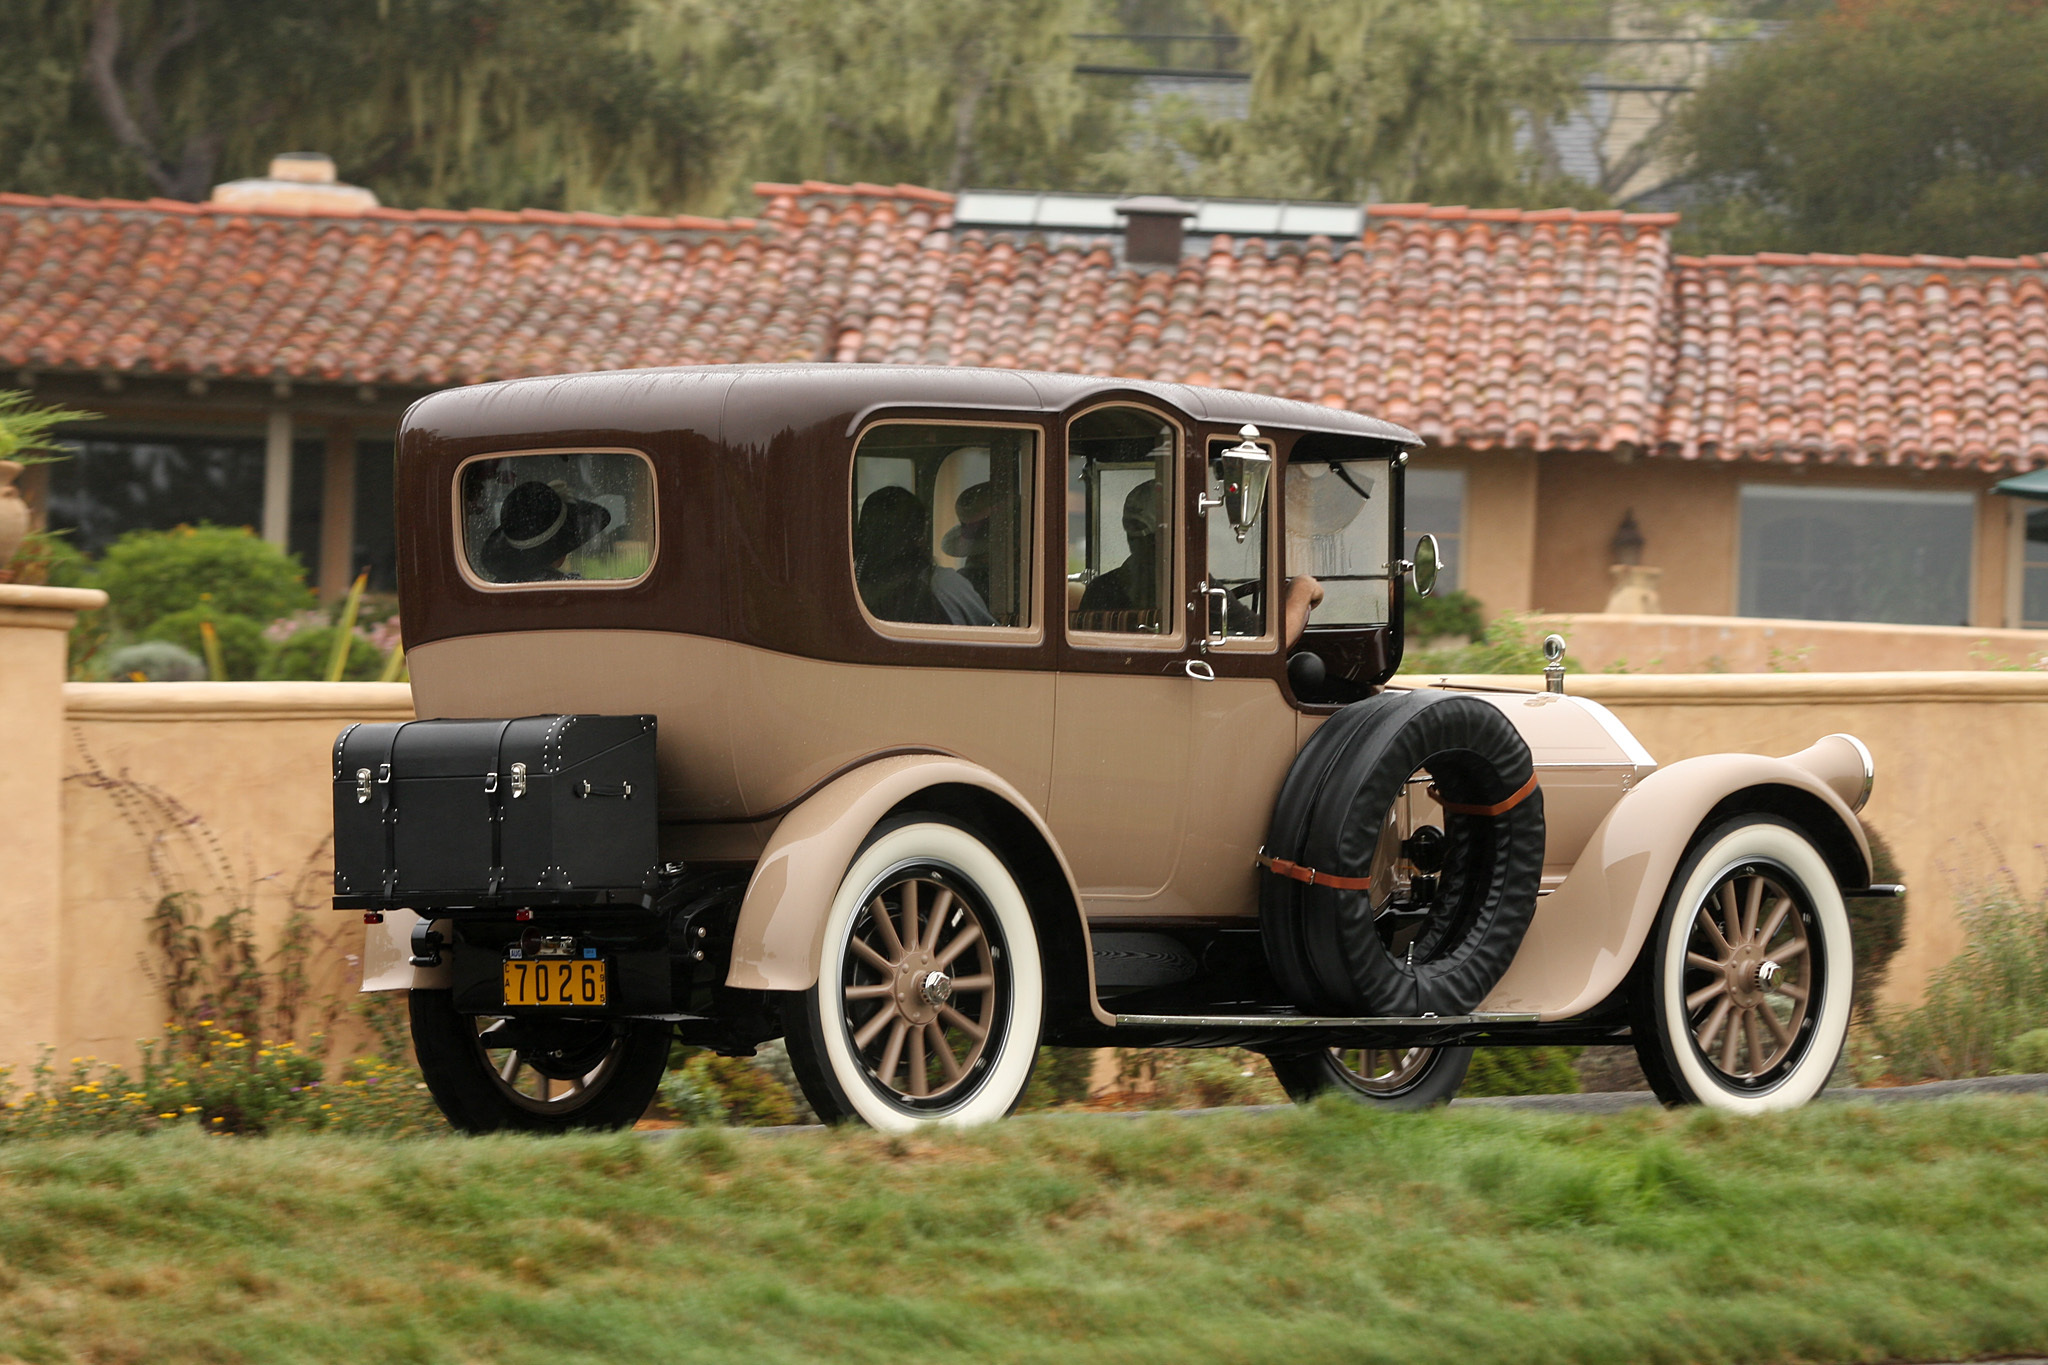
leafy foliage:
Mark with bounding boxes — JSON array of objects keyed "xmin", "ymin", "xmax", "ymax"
[
  {"xmin": 94, "ymin": 524, "xmax": 312, "ymax": 636},
  {"xmin": 0, "ymin": 389, "xmax": 97, "ymax": 467},
  {"xmin": 1862, "ymin": 880, "xmax": 2048, "ymax": 1082},
  {"xmin": 140, "ymin": 606, "xmax": 270, "ymax": 680},
  {"xmin": 1403, "ymin": 611, "xmax": 1555, "ymax": 675},
  {"xmin": 103, "ymin": 639, "xmax": 205, "ymax": 682},
  {"xmin": 1677, "ymin": 0, "xmax": 2048, "ymax": 255},
  {"xmin": 259, "ymin": 624, "xmax": 386, "ymax": 681},
  {"xmin": 1405, "ymin": 585, "xmax": 1484, "ymax": 642},
  {"xmin": 1465, "ymin": 1047, "xmax": 1582, "ymax": 1096},
  {"xmin": 1852, "ymin": 821, "xmax": 1908, "ymax": 1016}
]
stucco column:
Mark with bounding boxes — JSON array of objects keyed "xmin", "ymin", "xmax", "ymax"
[{"xmin": 0, "ymin": 585, "xmax": 106, "ymax": 1075}]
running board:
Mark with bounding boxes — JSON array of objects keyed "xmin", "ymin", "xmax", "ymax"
[{"xmin": 1114, "ymin": 1010, "xmax": 1541, "ymax": 1029}]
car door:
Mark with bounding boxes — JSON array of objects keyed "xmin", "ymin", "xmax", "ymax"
[{"xmin": 1046, "ymin": 401, "xmax": 1197, "ymax": 915}]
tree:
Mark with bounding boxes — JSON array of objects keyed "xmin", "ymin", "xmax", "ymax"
[
  {"xmin": 0, "ymin": 0, "xmax": 730, "ymax": 212},
  {"xmin": 1676, "ymin": 0, "xmax": 2048, "ymax": 256},
  {"xmin": 1087, "ymin": 0, "xmax": 1594, "ymax": 206}
]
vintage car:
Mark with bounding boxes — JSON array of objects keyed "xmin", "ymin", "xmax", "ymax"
[{"xmin": 339, "ymin": 364, "xmax": 1895, "ymax": 1134}]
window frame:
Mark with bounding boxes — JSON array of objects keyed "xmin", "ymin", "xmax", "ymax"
[
  {"xmin": 1285, "ymin": 449, "xmax": 1403, "ymax": 633},
  {"xmin": 450, "ymin": 446, "xmax": 659, "ymax": 594},
  {"xmin": 1062, "ymin": 400, "xmax": 1186, "ymax": 652},
  {"xmin": 846, "ymin": 417, "xmax": 1045, "ymax": 645},
  {"xmin": 1199, "ymin": 430, "xmax": 1279, "ymax": 652}
]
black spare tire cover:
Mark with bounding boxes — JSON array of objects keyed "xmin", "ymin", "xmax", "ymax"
[{"xmin": 1259, "ymin": 690, "xmax": 1546, "ymax": 1017}]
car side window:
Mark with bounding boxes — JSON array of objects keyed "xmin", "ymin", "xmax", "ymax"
[
  {"xmin": 851, "ymin": 424, "xmax": 1034, "ymax": 629},
  {"xmin": 1204, "ymin": 435, "xmax": 1270, "ymax": 640},
  {"xmin": 1067, "ymin": 407, "xmax": 1176, "ymax": 636}
]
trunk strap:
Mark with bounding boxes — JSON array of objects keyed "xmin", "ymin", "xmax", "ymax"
[
  {"xmin": 1428, "ymin": 770, "xmax": 1540, "ymax": 817},
  {"xmin": 1254, "ymin": 772, "xmax": 1540, "ymax": 889}
]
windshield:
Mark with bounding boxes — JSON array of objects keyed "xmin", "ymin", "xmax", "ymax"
[{"xmin": 1284, "ymin": 458, "xmax": 1393, "ymax": 627}]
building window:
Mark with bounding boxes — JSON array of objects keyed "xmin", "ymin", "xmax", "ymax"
[
  {"xmin": 1404, "ymin": 468, "xmax": 1464, "ymax": 593},
  {"xmin": 47, "ymin": 433, "xmax": 272, "ymax": 555},
  {"xmin": 1738, "ymin": 485, "xmax": 1974, "ymax": 626},
  {"xmin": 2020, "ymin": 507, "xmax": 2048, "ymax": 629}
]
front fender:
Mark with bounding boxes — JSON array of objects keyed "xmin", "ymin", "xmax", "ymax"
[
  {"xmin": 726, "ymin": 753, "xmax": 1110, "ymax": 1025},
  {"xmin": 1481, "ymin": 743, "xmax": 1872, "ymax": 1021}
]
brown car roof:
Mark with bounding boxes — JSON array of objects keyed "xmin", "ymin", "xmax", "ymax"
[{"xmin": 400, "ymin": 363, "xmax": 1424, "ymax": 449}]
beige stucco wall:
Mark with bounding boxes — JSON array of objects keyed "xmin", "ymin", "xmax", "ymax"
[
  {"xmin": 1528, "ymin": 454, "xmax": 2010, "ymax": 626},
  {"xmin": 1399, "ymin": 671, "xmax": 2048, "ymax": 1008},
  {"xmin": 22, "ymin": 682, "xmax": 411, "ymax": 1077},
  {"xmin": 1536, "ymin": 612, "xmax": 2048, "ymax": 674},
  {"xmin": 1428, "ymin": 447, "xmax": 1539, "ymax": 618},
  {"xmin": 5, "ymin": 659, "xmax": 2040, "ymax": 1075}
]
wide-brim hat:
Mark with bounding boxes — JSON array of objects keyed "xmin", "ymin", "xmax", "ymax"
[
  {"xmin": 940, "ymin": 478, "xmax": 996, "ymax": 557},
  {"xmin": 479, "ymin": 480, "xmax": 611, "ymax": 578}
]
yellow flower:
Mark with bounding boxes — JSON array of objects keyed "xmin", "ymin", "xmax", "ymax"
[{"xmin": 158, "ymin": 1113, "xmax": 177, "ymax": 1120}]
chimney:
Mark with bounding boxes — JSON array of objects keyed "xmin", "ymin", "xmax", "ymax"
[
  {"xmin": 1115, "ymin": 195, "xmax": 1198, "ymax": 267},
  {"xmin": 208, "ymin": 153, "xmax": 379, "ymax": 216}
]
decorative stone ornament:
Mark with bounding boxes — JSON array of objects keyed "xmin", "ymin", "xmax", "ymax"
[{"xmin": 0, "ymin": 461, "xmax": 30, "ymax": 566}]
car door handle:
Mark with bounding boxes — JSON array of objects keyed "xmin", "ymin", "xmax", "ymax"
[{"xmin": 1184, "ymin": 659, "xmax": 1216, "ymax": 681}]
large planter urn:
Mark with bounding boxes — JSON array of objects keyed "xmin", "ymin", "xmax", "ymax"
[{"xmin": 0, "ymin": 461, "xmax": 29, "ymax": 566}]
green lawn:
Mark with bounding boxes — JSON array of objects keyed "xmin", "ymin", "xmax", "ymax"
[{"xmin": 3, "ymin": 1098, "xmax": 2046, "ymax": 1364}]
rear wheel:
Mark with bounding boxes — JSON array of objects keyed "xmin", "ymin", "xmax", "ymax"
[
  {"xmin": 1266, "ymin": 1046, "xmax": 1472, "ymax": 1111},
  {"xmin": 1630, "ymin": 816, "xmax": 1852, "ymax": 1112},
  {"xmin": 783, "ymin": 816, "xmax": 1043, "ymax": 1132},
  {"xmin": 409, "ymin": 988, "xmax": 671, "ymax": 1134}
]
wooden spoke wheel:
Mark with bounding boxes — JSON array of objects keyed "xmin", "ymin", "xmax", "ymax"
[
  {"xmin": 408, "ymin": 989, "xmax": 671, "ymax": 1134},
  {"xmin": 1678, "ymin": 865, "xmax": 1815, "ymax": 1084},
  {"xmin": 1266, "ymin": 1044, "xmax": 1472, "ymax": 1111},
  {"xmin": 840, "ymin": 870, "xmax": 1002, "ymax": 1105},
  {"xmin": 1632, "ymin": 815, "xmax": 1853, "ymax": 1112},
  {"xmin": 784, "ymin": 816, "xmax": 1044, "ymax": 1131}
]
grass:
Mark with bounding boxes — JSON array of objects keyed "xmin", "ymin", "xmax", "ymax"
[{"xmin": 2, "ymin": 1098, "xmax": 2046, "ymax": 1364}]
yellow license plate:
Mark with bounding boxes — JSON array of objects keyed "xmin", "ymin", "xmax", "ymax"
[{"xmin": 502, "ymin": 957, "xmax": 608, "ymax": 1008}]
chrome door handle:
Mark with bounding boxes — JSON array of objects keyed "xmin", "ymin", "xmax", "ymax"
[{"xmin": 1184, "ymin": 659, "xmax": 1216, "ymax": 681}]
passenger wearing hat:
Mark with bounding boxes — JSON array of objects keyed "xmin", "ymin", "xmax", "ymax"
[
  {"xmin": 941, "ymin": 479, "xmax": 997, "ymax": 602},
  {"xmin": 1077, "ymin": 479, "xmax": 1164, "ymax": 618},
  {"xmin": 478, "ymin": 480, "xmax": 612, "ymax": 583}
]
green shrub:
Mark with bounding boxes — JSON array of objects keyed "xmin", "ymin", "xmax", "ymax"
[
  {"xmin": 1404, "ymin": 585, "xmax": 1484, "ymax": 642},
  {"xmin": 261, "ymin": 625, "xmax": 386, "ymax": 681},
  {"xmin": 142, "ymin": 606, "xmax": 271, "ymax": 680},
  {"xmin": 1021, "ymin": 1047, "xmax": 1099, "ymax": 1109},
  {"xmin": 1405, "ymin": 611, "xmax": 1553, "ymax": 674},
  {"xmin": 2001, "ymin": 1028, "xmax": 2048, "ymax": 1075},
  {"xmin": 104, "ymin": 640, "xmax": 205, "ymax": 681},
  {"xmin": 1464, "ymin": 1047, "xmax": 1582, "ymax": 1097},
  {"xmin": 1863, "ymin": 884, "xmax": 2048, "ymax": 1082},
  {"xmin": 1852, "ymin": 821, "xmax": 1909, "ymax": 1015},
  {"xmin": 95, "ymin": 524, "xmax": 313, "ymax": 634},
  {"xmin": 683, "ymin": 1052, "xmax": 801, "ymax": 1127},
  {"xmin": 1108, "ymin": 1048, "xmax": 1286, "ymax": 1109}
]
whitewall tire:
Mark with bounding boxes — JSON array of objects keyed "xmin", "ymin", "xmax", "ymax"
[
  {"xmin": 1633, "ymin": 816, "xmax": 1853, "ymax": 1113},
  {"xmin": 782, "ymin": 816, "xmax": 1044, "ymax": 1132}
]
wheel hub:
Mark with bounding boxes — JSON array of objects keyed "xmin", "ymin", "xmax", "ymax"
[{"xmin": 894, "ymin": 948, "xmax": 944, "ymax": 1024}]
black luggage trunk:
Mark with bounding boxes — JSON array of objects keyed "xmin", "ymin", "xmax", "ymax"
[{"xmin": 333, "ymin": 714, "xmax": 659, "ymax": 911}]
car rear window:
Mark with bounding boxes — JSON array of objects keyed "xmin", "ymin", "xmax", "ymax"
[{"xmin": 457, "ymin": 451, "xmax": 655, "ymax": 586}]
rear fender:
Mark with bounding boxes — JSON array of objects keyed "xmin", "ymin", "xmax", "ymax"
[
  {"xmin": 727, "ymin": 754, "xmax": 1112, "ymax": 1029},
  {"xmin": 360, "ymin": 910, "xmax": 452, "ymax": 992},
  {"xmin": 1481, "ymin": 744, "xmax": 1872, "ymax": 1021}
]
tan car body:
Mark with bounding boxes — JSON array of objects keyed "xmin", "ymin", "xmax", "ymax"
[{"xmin": 366, "ymin": 365, "xmax": 1875, "ymax": 1041}]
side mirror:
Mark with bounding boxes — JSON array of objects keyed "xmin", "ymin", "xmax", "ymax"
[
  {"xmin": 1208, "ymin": 424, "xmax": 1272, "ymax": 544},
  {"xmin": 1410, "ymin": 533, "xmax": 1441, "ymax": 598}
]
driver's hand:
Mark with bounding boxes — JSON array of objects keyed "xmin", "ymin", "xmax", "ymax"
[{"xmin": 1283, "ymin": 575, "xmax": 1324, "ymax": 649}]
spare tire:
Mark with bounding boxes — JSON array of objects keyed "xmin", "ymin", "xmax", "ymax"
[{"xmin": 1259, "ymin": 690, "xmax": 1546, "ymax": 1017}]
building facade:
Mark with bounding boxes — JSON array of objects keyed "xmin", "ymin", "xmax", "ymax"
[{"xmin": 3, "ymin": 171, "xmax": 2043, "ymax": 625}]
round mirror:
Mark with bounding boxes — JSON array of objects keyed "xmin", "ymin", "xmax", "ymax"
[{"xmin": 1411, "ymin": 533, "xmax": 1441, "ymax": 598}]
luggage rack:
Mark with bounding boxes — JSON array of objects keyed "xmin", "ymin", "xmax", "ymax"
[{"xmin": 1113, "ymin": 1009, "xmax": 1540, "ymax": 1029}]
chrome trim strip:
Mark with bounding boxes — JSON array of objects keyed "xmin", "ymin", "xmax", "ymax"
[
  {"xmin": 1113, "ymin": 1010, "xmax": 1541, "ymax": 1029},
  {"xmin": 1827, "ymin": 731, "xmax": 1875, "ymax": 812}
]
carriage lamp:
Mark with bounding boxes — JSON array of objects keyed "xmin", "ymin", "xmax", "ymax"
[{"xmin": 1200, "ymin": 424, "xmax": 1272, "ymax": 543}]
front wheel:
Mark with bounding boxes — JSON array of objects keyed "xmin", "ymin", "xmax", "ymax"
[
  {"xmin": 782, "ymin": 816, "xmax": 1044, "ymax": 1132},
  {"xmin": 1630, "ymin": 815, "xmax": 1853, "ymax": 1112},
  {"xmin": 409, "ymin": 989, "xmax": 672, "ymax": 1134},
  {"xmin": 1266, "ymin": 1046, "xmax": 1473, "ymax": 1111}
]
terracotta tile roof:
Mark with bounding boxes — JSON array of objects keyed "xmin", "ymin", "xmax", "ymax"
[
  {"xmin": 1662, "ymin": 252, "xmax": 2048, "ymax": 470},
  {"xmin": 2, "ymin": 182, "xmax": 2043, "ymax": 470}
]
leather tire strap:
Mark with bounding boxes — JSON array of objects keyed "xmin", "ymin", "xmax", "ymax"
[
  {"xmin": 1429, "ymin": 770, "xmax": 1540, "ymax": 818},
  {"xmin": 1254, "ymin": 852, "xmax": 1375, "ymax": 892}
]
